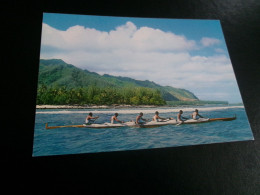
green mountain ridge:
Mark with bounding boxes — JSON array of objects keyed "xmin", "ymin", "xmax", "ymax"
[{"xmin": 38, "ymin": 59, "xmax": 199, "ymax": 102}]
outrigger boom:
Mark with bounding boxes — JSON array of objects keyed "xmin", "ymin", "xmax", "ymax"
[{"xmin": 45, "ymin": 123, "xmax": 85, "ymax": 129}]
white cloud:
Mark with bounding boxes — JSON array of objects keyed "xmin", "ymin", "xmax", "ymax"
[
  {"xmin": 132, "ymin": 27, "xmax": 196, "ymax": 51},
  {"xmin": 40, "ymin": 21, "xmax": 241, "ymax": 103},
  {"xmin": 41, "ymin": 22, "xmax": 196, "ymax": 52},
  {"xmin": 200, "ymin": 37, "xmax": 220, "ymax": 47}
]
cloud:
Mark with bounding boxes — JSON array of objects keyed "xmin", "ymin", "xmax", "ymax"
[
  {"xmin": 131, "ymin": 27, "xmax": 196, "ymax": 51},
  {"xmin": 200, "ymin": 37, "xmax": 220, "ymax": 47},
  {"xmin": 41, "ymin": 22, "xmax": 196, "ymax": 52},
  {"xmin": 215, "ymin": 48, "xmax": 225, "ymax": 53},
  {"xmin": 40, "ymin": 21, "xmax": 241, "ymax": 103}
]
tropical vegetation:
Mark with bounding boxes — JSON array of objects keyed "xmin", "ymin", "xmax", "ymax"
[
  {"xmin": 36, "ymin": 59, "xmax": 200, "ymax": 106},
  {"xmin": 37, "ymin": 85, "xmax": 166, "ymax": 105}
]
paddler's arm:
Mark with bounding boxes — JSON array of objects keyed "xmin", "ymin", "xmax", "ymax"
[
  {"xmin": 142, "ymin": 117, "xmax": 148, "ymax": 122},
  {"xmin": 159, "ymin": 116, "xmax": 167, "ymax": 121},
  {"xmin": 182, "ymin": 116, "xmax": 189, "ymax": 120},
  {"xmin": 90, "ymin": 116, "xmax": 99, "ymax": 119},
  {"xmin": 198, "ymin": 114, "xmax": 204, "ymax": 118},
  {"xmin": 115, "ymin": 117, "xmax": 124, "ymax": 123}
]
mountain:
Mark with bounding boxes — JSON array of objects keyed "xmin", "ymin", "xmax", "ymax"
[{"xmin": 38, "ymin": 59, "xmax": 199, "ymax": 101}]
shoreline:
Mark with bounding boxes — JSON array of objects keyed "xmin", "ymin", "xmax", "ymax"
[
  {"xmin": 36, "ymin": 104, "xmax": 159, "ymax": 109},
  {"xmin": 36, "ymin": 103, "xmax": 241, "ymax": 110},
  {"xmin": 36, "ymin": 105, "xmax": 244, "ymax": 115}
]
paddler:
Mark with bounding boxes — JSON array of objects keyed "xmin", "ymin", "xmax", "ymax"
[
  {"xmin": 191, "ymin": 109, "xmax": 204, "ymax": 120},
  {"xmin": 152, "ymin": 111, "xmax": 167, "ymax": 122},
  {"xmin": 136, "ymin": 112, "xmax": 148, "ymax": 124},
  {"xmin": 111, "ymin": 113, "xmax": 124, "ymax": 124},
  {"xmin": 177, "ymin": 110, "xmax": 188, "ymax": 124},
  {"xmin": 85, "ymin": 112, "xmax": 99, "ymax": 125}
]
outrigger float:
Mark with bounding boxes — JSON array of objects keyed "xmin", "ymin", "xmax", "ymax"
[{"xmin": 45, "ymin": 115, "xmax": 236, "ymax": 129}]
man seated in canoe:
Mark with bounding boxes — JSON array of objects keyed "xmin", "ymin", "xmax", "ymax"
[
  {"xmin": 111, "ymin": 113, "xmax": 124, "ymax": 124},
  {"xmin": 191, "ymin": 109, "xmax": 204, "ymax": 120},
  {"xmin": 177, "ymin": 110, "xmax": 189, "ymax": 124},
  {"xmin": 85, "ymin": 112, "xmax": 99, "ymax": 125},
  {"xmin": 152, "ymin": 111, "xmax": 167, "ymax": 122},
  {"xmin": 136, "ymin": 112, "xmax": 148, "ymax": 125}
]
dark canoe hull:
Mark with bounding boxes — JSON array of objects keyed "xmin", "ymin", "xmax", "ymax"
[
  {"xmin": 180, "ymin": 116, "xmax": 236, "ymax": 125},
  {"xmin": 209, "ymin": 116, "xmax": 236, "ymax": 121}
]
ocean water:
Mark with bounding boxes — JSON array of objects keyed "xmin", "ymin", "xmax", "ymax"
[{"xmin": 32, "ymin": 106, "xmax": 254, "ymax": 157}]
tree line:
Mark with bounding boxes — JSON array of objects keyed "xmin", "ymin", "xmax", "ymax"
[
  {"xmin": 36, "ymin": 85, "xmax": 166, "ymax": 105},
  {"xmin": 166, "ymin": 100, "xmax": 229, "ymax": 106}
]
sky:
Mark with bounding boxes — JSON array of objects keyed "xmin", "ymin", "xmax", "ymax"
[{"xmin": 40, "ymin": 13, "xmax": 243, "ymax": 103}]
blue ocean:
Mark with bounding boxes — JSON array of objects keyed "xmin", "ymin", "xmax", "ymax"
[{"xmin": 32, "ymin": 105, "xmax": 254, "ymax": 157}]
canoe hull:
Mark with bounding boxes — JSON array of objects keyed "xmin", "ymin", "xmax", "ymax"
[{"xmin": 45, "ymin": 116, "xmax": 236, "ymax": 129}]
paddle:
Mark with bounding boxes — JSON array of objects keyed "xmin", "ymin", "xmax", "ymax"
[{"xmin": 92, "ymin": 116, "xmax": 99, "ymax": 123}]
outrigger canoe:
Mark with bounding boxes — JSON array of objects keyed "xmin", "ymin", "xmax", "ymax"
[{"xmin": 45, "ymin": 115, "xmax": 236, "ymax": 129}]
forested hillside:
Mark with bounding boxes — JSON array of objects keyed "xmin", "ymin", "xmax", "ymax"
[{"xmin": 36, "ymin": 59, "xmax": 199, "ymax": 105}]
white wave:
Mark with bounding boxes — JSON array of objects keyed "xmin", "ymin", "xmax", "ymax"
[{"xmin": 36, "ymin": 105, "xmax": 244, "ymax": 114}]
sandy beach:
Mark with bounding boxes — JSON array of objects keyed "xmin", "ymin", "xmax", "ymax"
[{"xmin": 36, "ymin": 104, "xmax": 158, "ymax": 109}]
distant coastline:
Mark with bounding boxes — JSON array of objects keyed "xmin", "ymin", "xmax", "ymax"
[
  {"xmin": 36, "ymin": 104, "xmax": 158, "ymax": 109},
  {"xmin": 36, "ymin": 101, "xmax": 240, "ymax": 110}
]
